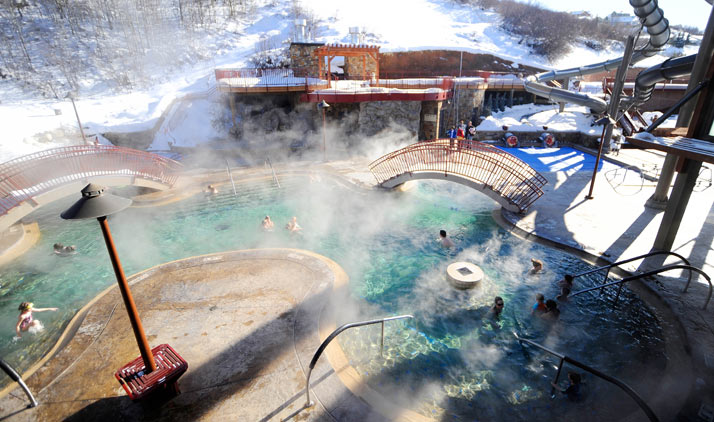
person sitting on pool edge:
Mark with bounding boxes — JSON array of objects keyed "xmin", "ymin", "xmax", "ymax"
[
  {"xmin": 439, "ymin": 230, "xmax": 455, "ymax": 248},
  {"xmin": 205, "ymin": 184, "xmax": 218, "ymax": 195},
  {"xmin": 551, "ymin": 371, "xmax": 582, "ymax": 402},
  {"xmin": 261, "ymin": 215, "xmax": 274, "ymax": 231},
  {"xmin": 530, "ymin": 258, "xmax": 543, "ymax": 274},
  {"xmin": 531, "ymin": 293, "xmax": 546, "ymax": 314}
]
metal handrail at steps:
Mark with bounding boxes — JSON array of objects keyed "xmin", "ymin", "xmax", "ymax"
[
  {"xmin": 513, "ymin": 334, "xmax": 659, "ymax": 422},
  {"xmin": 0, "ymin": 358, "xmax": 37, "ymax": 408},
  {"xmin": 569, "ymin": 250, "xmax": 693, "ymax": 294},
  {"xmin": 571, "ymin": 264, "xmax": 712, "ymax": 310},
  {"xmin": 265, "ymin": 158, "xmax": 280, "ymax": 188},
  {"xmin": 303, "ymin": 314, "xmax": 413, "ymax": 408}
]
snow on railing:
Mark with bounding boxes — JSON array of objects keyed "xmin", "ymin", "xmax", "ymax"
[{"xmin": 0, "ymin": 145, "xmax": 182, "ymax": 216}]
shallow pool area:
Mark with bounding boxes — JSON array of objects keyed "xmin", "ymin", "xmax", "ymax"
[{"xmin": 0, "ymin": 173, "xmax": 669, "ymax": 419}]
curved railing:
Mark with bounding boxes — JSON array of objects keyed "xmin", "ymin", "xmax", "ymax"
[
  {"xmin": 0, "ymin": 145, "xmax": 182, "ymax": 217},
  {"xmin": 368, "ymin": 139, "xmax": 547, "ymax": 213},
  {"xmin": 572, "ymin": 264, "xmax": 712, "ymax": 310},
  {"xmin": 514, "ymin": 335, "xmax": 659, "ymax": 422},
  {"xmin": 303, "ymin": 315, "xmax": 413, "ymax": 408}
]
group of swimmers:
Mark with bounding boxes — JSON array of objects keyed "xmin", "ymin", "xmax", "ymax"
[{"xmin": 261, "ymin": 215, "xmax": 302, "ymax": 234}]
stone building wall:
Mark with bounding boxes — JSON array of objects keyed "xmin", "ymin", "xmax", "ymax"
[
  {"xmin": 357, "ymin": 101, "xmax": 421, "ymax": 137},
  {"xmin": 344, "ymin": 55, "xmax": 379, "ymax": 80},
  {"xmin": 420, "ymin": 101, "xmax": 442, "ymax": 140},
  {"xmin": 453, "ymin": 88, "xmax": 485, "ymax": 125},
  {"xmin": 289, "ymin": 43, "xmax": 324, "ymax": 76}
]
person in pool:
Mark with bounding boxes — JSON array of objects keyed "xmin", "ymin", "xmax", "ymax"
[
  {"xmin": 262, "ymin": 215, "xmax": 274, "ymax": 231},
  {"xmin": 286, "ymin": 216, "xmax": 302, "ymax": 233},
  {"xmin": 530, "ymin": 258, "xmax": 544, "ymax": 274},
  {"xmin": 557, "ymin": 274, "xmax": 574, "ymax": 301},
  {"xmin": 439, "ymin": 230, "xmax": 455, "ymax": 248},
  {"xmin": 205, "ymin": 184, "xmax": 218, "ymax": 195},
  {"xmin": 15, "ymin": 302, "xmax": 58, "ymax": 338},
  {"xmin": 490, "ymin": 296, "xmax": 505, "ymax": 318},
  {"xmin": 532, "ymin": 293, "xmax": 547, "ymax": 314},
  {"xmin": 551, "ymin": 371, "xmax": 582, "ymax": 401}
]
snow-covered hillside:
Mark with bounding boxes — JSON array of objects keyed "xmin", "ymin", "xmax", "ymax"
[{"xmin": 0, "ymin": 0, "xmax": 702, "ymax": 162}]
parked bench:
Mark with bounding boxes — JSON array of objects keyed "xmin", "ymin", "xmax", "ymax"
[{"xmin": 114, "ymin": 344, "xmax": 188, "ymax": 400}]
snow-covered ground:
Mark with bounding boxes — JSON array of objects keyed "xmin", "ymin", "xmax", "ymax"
[
  {"xmin": 0, "ymin": 0, "xmax": 702, "ymax": 163},
  {"xmin": 476, "ymin": 104, "xmax": 603, "ymax": 135}
]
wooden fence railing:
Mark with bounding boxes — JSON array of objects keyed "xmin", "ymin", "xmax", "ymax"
[{"xmin": 369, "ymin": 139, "xmax": 547, "ymax": 212}]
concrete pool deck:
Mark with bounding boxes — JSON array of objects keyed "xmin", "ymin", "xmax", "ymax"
[{"xmin": 0, "ymin": 148, "xmax": 712, "ymax": 421}]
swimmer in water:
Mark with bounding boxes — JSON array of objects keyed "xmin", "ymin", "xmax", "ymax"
[
  {"xmin": 530, "ymin": 258, "xmax": 543, "ymax": 274},
  {"xmin": 285, "ymin": 216, "xmax": 302, "ymax": 234},
  {"xmin": 438, "ymin": 230, "xmax": 455, "ymax": 248},
  {"xmin": 15, "ymin": 302, "xmax": 58, "ymax": 338},
  {"xmin": 262, "ymin": 215, "xmax": 274, "ymax": 231}
]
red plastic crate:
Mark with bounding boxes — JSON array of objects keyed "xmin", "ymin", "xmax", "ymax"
[{"xmin": 115, "ymin": 344, "xmax": 188, "ymax": 401}]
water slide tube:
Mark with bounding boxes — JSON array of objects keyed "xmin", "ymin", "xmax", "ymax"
[
  {"xmin": 523, "ymin": 0, "xmax": 671, "ymax": 114},
  {"xmin": 624, "ymin": 54, "xmax": 697, "ymax": 106}
]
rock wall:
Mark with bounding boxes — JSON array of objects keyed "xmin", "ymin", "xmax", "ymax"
[
  {"xmin": 289, "ymin": 43, "xmax": 324, "ymax": 76},
  {"xmin": 344, "ymin": 55, "xmax": 379, "ymax": 80},
  {"xmin": 357, "ymin": 101, "xmax": 421, "ymax": 137}
]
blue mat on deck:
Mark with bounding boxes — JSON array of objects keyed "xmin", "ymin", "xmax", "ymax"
[{"xmin": 495, "ymin": 147, "xmax": 619, "ymax": 173}]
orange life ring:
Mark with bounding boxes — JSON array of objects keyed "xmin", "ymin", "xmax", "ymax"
[
  {"xmin": 544, "ymin": 134, "xmax": 555, "ymax": 147},
  {"xmin": 506, "ymin": 135, "xmax": 518, "ymax": 147}
]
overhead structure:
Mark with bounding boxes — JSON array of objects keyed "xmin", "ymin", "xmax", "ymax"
[{"xmin": 314, "ymin": 43, "xmax": 380, "ymax": 84}]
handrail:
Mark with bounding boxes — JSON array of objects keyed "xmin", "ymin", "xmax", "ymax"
[
  {"xmin": 570, "ymin": 251, "xmax": 692, "ymax": 294},
  {"xmin": 304, "ymin": 314, "xmax": 413, "ymax": 408},
  {"xmin": 225, "ymin": 159, "xmax": 237, "ymax": 197},
  {"xmin": 368, "ymin": 139, "xmax": 547, "ymax": 213},
  {"xmin": 0, "ymin": 358, "xmax": 38, "ymax": 408},
  {"xmin": 265, "ymin": 158, "xmax": 280, "ymax": 188},
  {"xmin": 514, "ymin": 335, "xmax": 659, "ymax": 422},
  {"xmin": 0, "ymin": 145, "xmax": 182, "ymax": 217},
  {"xmin": 571, "ymin": 264, "xmax": 712, "ymax": 310}
]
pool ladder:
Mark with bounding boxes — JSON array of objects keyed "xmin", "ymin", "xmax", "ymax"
[
  {"xmin": 265, "ymin": 158, "xmax": 280, "ymax": 188},
  {"xmin": 514, "ymin": 334, "xmax": 659, "ymax": 422},
  {"xmin": 567, "ymin": 250, "xmax": 712, "ymax": 310},
  {"xmin": 0, "ymin": 358, "xmax": 38, "ymax": 408},
  {"xmin": 302, "ymin": 315, "xmax": 413, "ymax": 410}
]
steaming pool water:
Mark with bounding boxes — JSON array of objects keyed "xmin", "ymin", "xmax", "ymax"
[{"xmin": 0, "ymin": 174, "xmax": 667, "ymax": 419}]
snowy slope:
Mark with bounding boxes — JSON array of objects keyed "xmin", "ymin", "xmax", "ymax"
[{"xmin": 0, "ymin": 0, "xmax": 701, "ymax": 162}]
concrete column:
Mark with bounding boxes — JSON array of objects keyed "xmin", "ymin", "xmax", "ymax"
[
  {"xmin": 646, "ymin": 8, "xmax": 714, "ymax": 210},
  {"xmin": 646, "ymin": 154, "xmax": 677, "ymax": 209},
  {"xmin": 420, "ymin": 100, "xmax": 442, "ymax": 140},
  {"xmin": 653, "ymin": 159, "xmax": 703, "ymax": 251},
  {"xmin": 229, "ymin": 94, "xmax": 237, "ymax": 127}
]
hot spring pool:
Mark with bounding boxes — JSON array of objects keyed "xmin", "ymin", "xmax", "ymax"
[{"xmin": 0, "ymin": 174, "xmax": 667, "ymax": 419}]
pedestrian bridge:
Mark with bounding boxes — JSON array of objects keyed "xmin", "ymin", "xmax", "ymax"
[
  {"xmin": 368, "ymin": 139, "xmax": 547, "ymax": 213},
  {"xmin": 0, "ymin": 145, "xmax": 182, "ymax": 232}
]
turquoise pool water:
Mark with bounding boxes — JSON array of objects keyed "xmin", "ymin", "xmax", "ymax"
[{"xmin": 0, "ymin": 175, "xmax": 665, "ymax": 419}]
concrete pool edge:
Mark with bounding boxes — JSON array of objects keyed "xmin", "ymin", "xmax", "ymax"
[
  {"xmin": 492, "ymin": 207, "xmax": 694, "ymax": 421},
  {"xmin": 0, "ymin": 222, "xmax": 40, "ymax": 268}
]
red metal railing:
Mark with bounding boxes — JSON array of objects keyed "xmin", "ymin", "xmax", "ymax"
[
  {"xmin": 214, "ymin": 68, "xmax": 330, "ymax": 93},
  {"xmin": 0, "ymin": 145, "xmax": 183, "ymax": 216},
  {"xmin": 369, "ymin": 139, "xmax": 547, "ymax": 212}
]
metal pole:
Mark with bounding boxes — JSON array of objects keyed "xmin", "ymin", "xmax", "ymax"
[
  {"xmin": 98, "ymin": 216, "xmax": 157, "ymax": 373},
  {"xmin": 322, "ymin": 108, "xmax": 326, "ymax": 161},
  {"xmin": 0, "ymin": 358, "xmax": 38, "ymax": 408},
  {"xmin": 69, "ymin": 97, "xmax": 88, "ymax": 144},
  {"xmin": 551, "ymin": 357, "xmax": 565, "ymax": 398},
  {"xmin": 380, "ymin": 321, "xmax": 385, "ymax": 357},
  {"xmin": 586, "ymin": 34, "xmax": 636, "ymax": 199}
]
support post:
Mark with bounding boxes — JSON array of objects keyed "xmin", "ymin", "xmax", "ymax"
[
  {"xmin": 69, "ymin": 96, "xmax": 88, "ymax": 144},
  {"xmin": 586, "ymin": 34, "xmax": 635, "ymax": 199},
  {"xmin": 647, "ymin": 8, "xmax": 714, "ymax": 208},
  {"xmin": 653, "ymin": 159, "xmax": 703, "ymax": 252},
  {"xmin": 98, "ymin": 216, "xmax": 157, "ymax": 373}
]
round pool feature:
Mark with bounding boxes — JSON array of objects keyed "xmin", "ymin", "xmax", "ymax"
[{"xmin": 446, "ymin": 261, "xmax": 483, "ymax": 289}]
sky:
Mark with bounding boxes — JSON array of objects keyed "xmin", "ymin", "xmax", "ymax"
[{"xmin": 531, "ymin": 0, "xmax": 712, "ymax": 30}]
